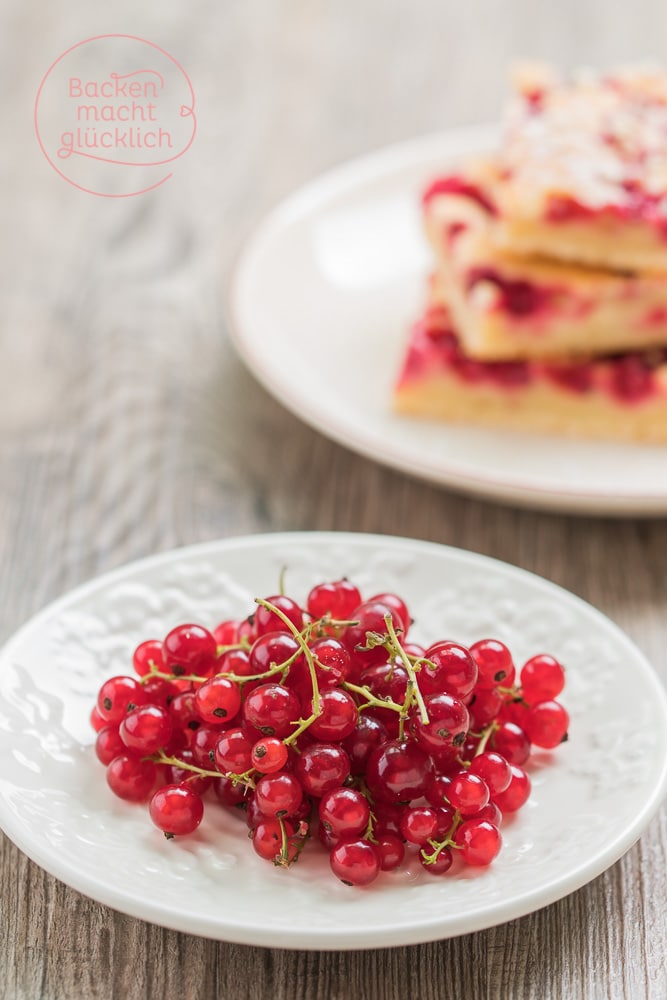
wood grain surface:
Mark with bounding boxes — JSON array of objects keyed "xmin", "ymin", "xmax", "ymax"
[{"xmin": 1, "ymin": 2, "xmax": 667, "ymax": 997}]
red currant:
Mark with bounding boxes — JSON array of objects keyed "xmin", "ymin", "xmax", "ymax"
[
  {"xmin": 243, "ymin": 683, "xmax": 300, "ymax": 738},
  {"xmin": 306, "ymin": 580, "xmax": 362, "ymax": 620},
  {"xmin": 520, "ymin": 654, "xmax": 565, "ymax": 703},
  {"xmin": 470, "ymin": 639, "xmax": 515, "ymax": 689},
  {"xmin": 524, "ymin": 700, "xmax": 569, "ymax": 748},
  {"xmin": 149, "ymin": 783, "xmax": 204, "ymax": 837},
  {"xmin": 97, "ymin": 675, "xmax": 147, "ymax": 725},
  {"xmin": 454, "ymin": 819, "xmax": 502, "ymax": 865},
  {"xmin": 250, "ymin": 737, "xmax": 289, "ymax": 774},
  {"xmin": 365, "ymin": 739, "xmax": 434, "ymax": 804},
  {"xmin": 106, "ymin": 754, "xmax": 157, "ymax": 802},
  {"xmin": 293, "ymin": 742, "xmax": 350, "ymax": 797},
  {"xmin": 194, "ymin": 676, "xmax": 242, "ymax": 725},
  {"xmin": 120, "ymin": 704, "xmax": 173, "ymax": 755},
  {"xmin": 254, "ymin": 595, "xmax": 304, "ymax": 636},
  {"xmin": 330, "ymin": 838, "xmax": 380, "ymax": 886},
  {"xmin": 319, "ymin": 787, "xmax": 370, "ymax": 838},
  {"xmin": 448, "ymin": 771, "xmax": 490, "ymax": 816},
  {"xmin": 254, "ymin": 772, "xmax": 303, "ymax": 818},
  {"xmin": 492, "ymin": 764, "xmax": 531, "ymax": 812},
  {"xmin": 420, "ymin": 640, "xmax": 478, "ymax": 700},
  {"xmin": 132, "ymin": 639, "xmax": 164, "ymax": 677},
  {"xmin": 163, "ymin": 624, "xmax": 217, "ymax": 676}
]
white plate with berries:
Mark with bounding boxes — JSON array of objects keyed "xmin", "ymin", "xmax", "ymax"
[
  {"xmin": 229, "ymin": 125, "xmax": 667, "ymax": 516},
  {"xmin": 0, "ymin": 532, "xmax": 665, "ymax": 949}
]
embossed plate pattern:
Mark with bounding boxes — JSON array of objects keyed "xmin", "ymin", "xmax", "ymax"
[{"xmin": 0, "ymin": 532, "xmax": 665, "ymax": 949}]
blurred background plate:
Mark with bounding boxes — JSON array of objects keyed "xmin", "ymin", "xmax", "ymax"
[{"xmin": 229, "ymin": 125, "xmax": 667, "ymax": 516}]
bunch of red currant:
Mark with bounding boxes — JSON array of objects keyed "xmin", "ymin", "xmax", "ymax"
[{"xmin": 90, "ymin": 579, "xmax": 569, "ymax": 887}]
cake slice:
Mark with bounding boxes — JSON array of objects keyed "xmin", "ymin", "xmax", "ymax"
[
  {"xmin": 424, "ymin": 164, "xmax": 667, "ymax": 361},
  {"xmin": 394, "ymin": 281, "xmax": 667, "ymax": 442},
  {"xmin": 490, "ymin": 64, "xmax": 667, "ymax": 273}
]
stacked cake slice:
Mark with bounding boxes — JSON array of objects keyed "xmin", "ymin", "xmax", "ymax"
[{"xmin": 395, "ymin": 65, "xmax": 667, "ymax": 441}]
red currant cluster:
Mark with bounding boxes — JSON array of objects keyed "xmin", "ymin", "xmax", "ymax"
[{"xmin": 90, "ymin": 579, "xmax": 569, "ymax": 887}]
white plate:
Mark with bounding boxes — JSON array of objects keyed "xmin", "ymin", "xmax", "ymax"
[
  {"xmin": 229, "ymin": 125, "xmax": 667, "ymax": 516},
  {"xmin": 0, "ymin": 532, "xmax": 666, "ymax": 948}
]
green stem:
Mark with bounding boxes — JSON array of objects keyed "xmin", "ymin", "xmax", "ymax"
[
  {"xmin": 255, "ymin": 597, "xmax": 322, "ymax": 718},
  {"xmin": 384, "ymin": 614, "xmax": 430, "ymax": 726}
]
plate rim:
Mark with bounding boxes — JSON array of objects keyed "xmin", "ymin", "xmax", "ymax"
[
  {"xmin": 1, "ymin": 530, "xmax": 666, "ymax": 948},
  {"xmin": 227, "ymin": 126, "xmax": 667, "ymax": 517}
]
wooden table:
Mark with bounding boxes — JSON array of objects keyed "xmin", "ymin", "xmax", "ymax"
[{"xmin": 2, "ymin": 3, "xmax": 666, "ymax": 997}]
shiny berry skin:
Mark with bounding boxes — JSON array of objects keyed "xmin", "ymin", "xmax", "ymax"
[
  {"xmin": 120, "ymin": 704, "xmax": 173, "ymax": 755},
  {"xmin": 250, "ymin": 737, "xmax": 289, "ymax": 774},
  {"xmin": 162, "ymin": 624, "xmax": 217, "ymax": 676},
  {"xmin": 469, "ymin": 751, "xmax": 512, "ymax": 795},
  {"xmin": 342, "ymin": 714, "xmax": 388, "ymax": 775},
  {"xmin": 492, "ymin": 764, "xmax": 531, "ymax": 812},
  {"xmin": 448, "ymin": 771, "xmax": 490, "ymax": 815},
  {"xmin": 243, "ymin": 683, "xmax": 300, "ymax": 738},
  {"xmin": 254, "ymin": 772, "xmax": 303, "ymax": 818},
  {"xmin": 424, "ymin": 772, "xmax": 452, "ymax": 808},
  {"xmin": 330, "ymin": 838, "xmax": 381, "ymax": 886},
  {"xmin": 97, "ymin": 675, "xmax": 147, "ymax": 725},
  {"xmin": 216, "ymin": 646, "xmax": 254, "ymax": 678},
  {"xmin": 420, "ymin": 847, "xmax": 453, "ymax": 875},
  {"xmin": 454, "ymin": 819, "xmax": 502, "ymax": 865},
  {"xmin": 471, "ymin": 801, "xmax": 503, "ymax": 826},
  {"xmin": 376, "ymin": 832, "xmax": 405, "ymax": 871},
  {"xmin": 90, "ymin": 706, "xmax": 106, "ymax": 732},
  {"xmin": 149, "ymin": 783, "xmax": 204, "ymax": 837},
  {"xmin": 411, "ymin": 692, "xmax": 469, "ymax": 755},
  {"xmin": 213, "ymin": 774, "xmax": 249, "ymax": 807},
  {"xmin": 368, "ymin": 592, "xmax": 410, "ymax": 631},
  {"xmin": 190, "ymin": 726, "xmax": 223, "ymax": 769},
  {"xmin": 95, "ymin": 725, "xmax": 125, "ymax": 765},
  {"xmin": 168, "ymin": 691, "xmax": 201, "ymax": 735},
  {"xmin": 293, "ymin": 742, "xmax": 350, "ymax": 797},
  {"xmin": 214, "ymin": 727, "xmax": 254, "ymax": 773},
  {"xmin": 254, "ymin": 595, "xmax": 304, "ymax": 637},
  {"xmin": 319, "ymin": 787, "xmax": 370, "ymax": 838},
  {"xmin": 309, "ymin": 688, "xmax": 358, "ymax": 741},
  {"xmin": 524, "ymin": 700, "xmax": 569, "ymax": 748},
  {"xmin": 212, "ymin": 619, "xmax": 241, "ymax": 646},
  {"xmin": 492, "ymin": 721, "xmax": 531, "ymax": 765},
  {"xmin": 252, "ymin": 818, "xmax": 298, "ymax": 863},
  {"xmin": 106, "ymin": 754, "xmax": 157, "ymax": 802},
  {"xmin": 309, "ymin": 637, "xmax": 351, "ymax": 686},
  {"xmin": 470, "ymin": 639, "xmax": 515, "ymax": 689},
  {"xmin": 306, "ymin": 580, "xmax": 362, "ymax": 620},
  {"xmin": 365, "ymin": 739, "xmax": 434, "ymax": 804},
  {"xmin": 399, "ymin": 806, "xmax": 439, "ymax": 845},
  {"xmin": 468, "ymin": 687, "xmax": 504, "ymax": 729},
  {"xmin": 520, "ymin": 654, "xmax": 566, "ymax": 703},
  {"xmin": 194, "ymin": 677, "xmax": 242, "ymax": 725},
  {"xmin": 141, "ymin": 675, "xmax": 180, "ymax": 709},
  {"xmin": 372, "ymin": 801, "xmax": 404, "ymax": 837},
  {"xmin": 132, "ymin": 639, "xmax": 164, "ymax": 677},
  {"xmin": 248, "ymin": 633, "xmax": 301, "ymax": 676},
  {"xmin": 420, "ymin": 640, "xmax": 478, "ymax": 700}
]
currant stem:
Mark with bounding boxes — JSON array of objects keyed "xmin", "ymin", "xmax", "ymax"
[
  {"xmin": 342, "ymin": 680, "xmax": 404, "ymax": 715},
  {"xmin": 255, "ymin": 597, "xmax": 322, "ymax": 718},
  {"xmin": 420, "ymin": 810, "xmax": 463, "ymax": 864},
  {"xmin": 473, "ymin": 722, "xmax": 498, "ymax": 757},
  {"xmin": 151, "ymin": 751, "xmax": 256, "ymax": 789},
  {"xmin": 384, "ymin": 614, "xmax": 430, "ymax": 726}
]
